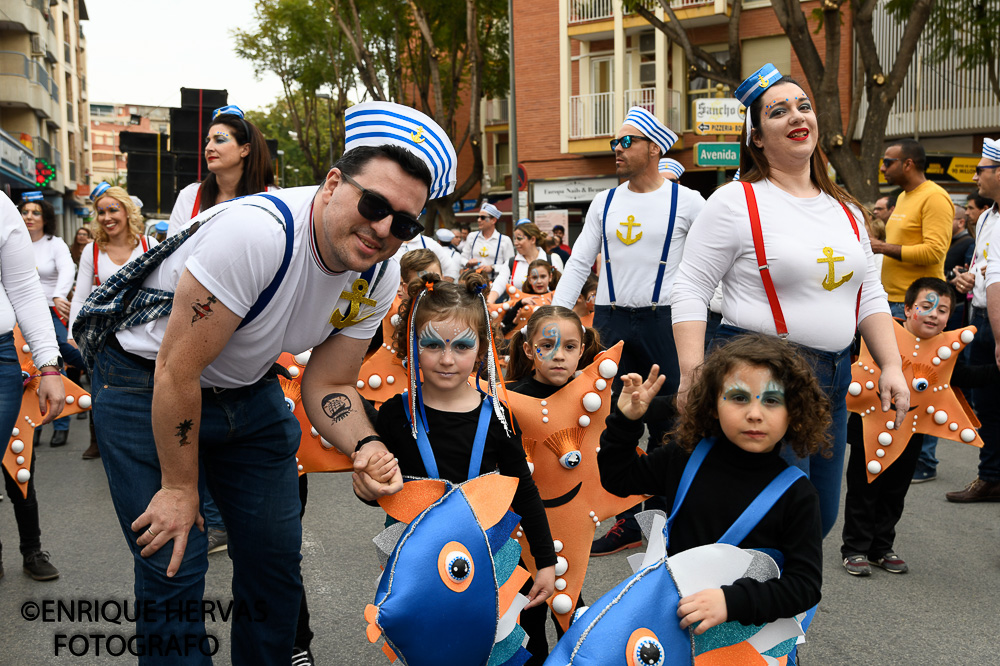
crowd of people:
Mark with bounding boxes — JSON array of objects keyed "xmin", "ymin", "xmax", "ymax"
[{"xmin": 1, "ymin": 63, "xmax": 999, "ymax": 666}]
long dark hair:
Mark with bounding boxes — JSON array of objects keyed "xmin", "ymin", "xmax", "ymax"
[
  {"xmin": 738, "ymin": 78, "xmax": 862, "ymax": 213},
  {"xmin": 198, "ymin": 114, "xmax": 274, "ymax": 213},
  {"xmin": 18, "ymin": 199, "xmax": 57, "ymax": 237}
]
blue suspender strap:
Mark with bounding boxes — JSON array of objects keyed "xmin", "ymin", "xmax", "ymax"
[
  {"xmin": 650, "ymin": 181, "xmax": 679, "ymax": 308},
  {"xmin": 600, "ymin": 188, "xmax": 617, "ymax": 307},
  {"xmin": 420, "ymin": 236, "xmax": 426, "ymax": 248},
  {"xmin": 467, "ymin": 397, "xmax": 493, "ymax": 480},
  {"xmin": 717, "ymin": 465, "xmax": 806, "ymax": 546},
  {"xmin": 664, "ymin": 438, "xmax": 714, "ymax": 540},
  {"xmin": 494, "ymin": 235, "xmax": 502, "ymax": 265},
  {"xmin": 402, "ymin": 392, "xmax": 439, "ymax": 478},
  {"xmin": 239, "ymin": 193, "xmax": 295, "ymax": 330}
]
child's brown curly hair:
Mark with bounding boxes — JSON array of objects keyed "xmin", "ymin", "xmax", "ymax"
[{"xmin": 671, "ymin": 333, "xmax": 832, "ymax": 457}]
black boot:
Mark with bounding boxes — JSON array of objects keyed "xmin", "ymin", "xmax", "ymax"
[
  {"xmin": 82, "ymin": 419, "xmax": 99, "ymax": 459},
  {"xmin": 50, "ymin": 430, "xmax": 68, "ymax": 447}
]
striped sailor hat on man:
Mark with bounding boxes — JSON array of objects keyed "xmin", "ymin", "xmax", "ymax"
[
  {"xmin": 984, "ymin": 137, "xmax": 1000, "ymax": 162},
  {"xmin": 344, "ymin": 102, "xmax": 458, "ymax": 200},
  {"xmin": 658, "ymin": 158, "xmax": 685, "ymax": 179},
  {"xmin": 622, "ymin": 106, "xmax": 678, "ymax": 154}
]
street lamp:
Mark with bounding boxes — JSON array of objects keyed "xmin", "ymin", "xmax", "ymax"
[{"xmin": 315, "ymin": 91, "xmax": 334, "ymax": 169}]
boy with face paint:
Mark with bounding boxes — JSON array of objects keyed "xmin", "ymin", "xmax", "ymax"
[{"xmin": 840, "ymin": 277, "xmax": 999, "ymax": 576}]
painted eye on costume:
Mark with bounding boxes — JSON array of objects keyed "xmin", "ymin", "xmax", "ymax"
[
  {"xmin": 559, "ymin": 451, "xmax": 582, "ymax": 469},
  {"xmin": 283, "ymin": 397, "xmax": 296, "ymax": 412},
  {"xmin": 912, "ymin": 377, "xmax": 929, "ymax": 392},
  {"xmin": 626, "ymin": 628, "xmax": 665, "ymax": 666},
  {"xmin": 437, "ymin": 541, "xmax": 474, "ymax": 592}
]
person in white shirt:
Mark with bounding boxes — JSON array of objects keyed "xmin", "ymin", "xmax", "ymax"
[
  {"xmin": 82, "ymin": 101, "xmax": 455, "ymax": 665},
  {"xmin": 671, "ymin": 64, "xmax": 909, "ymax": 538},
  {"xmin": 462, "ymin": 202, "xmax": 514, "ymax": 277},
  {"xmin": 167, "ymin": 105, "xmax": 276, "ymax": 237},
  {"xmin": 489, "ymin": 220, "xmax": 564, "ymax": 302},
  {"xmin": 0, "ymin": 191, "xmax": 65, "ymax": 582},
  {"xmin": 393, "ymin": 231, "xmax": 462, "ymax": 280},
  {"xmin": 943, "ymin": 137, "xmax": 1000, "ymax": 502},
  {"xmin": 17, "ymin": 192, "xmax": 80, "ymax": 447},
  {"xmin": 552, "ymin": 106, "xmax": 704, "ymax": 555}
]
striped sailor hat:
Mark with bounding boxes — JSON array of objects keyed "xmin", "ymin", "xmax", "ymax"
[
  {"xmin": 984, "ymin": 138, "xmax": 1000, "ymax": 162},
  {"xmin": 21, "ymin": 191, "xmax": 44, "ymax": 203},
  {"xmin": 344, "ymin": 102, "xmax": 457, "ymax": 200},
  {"xmin": 623, "ymin": 107, "xmax": 678, "ymax": 154},
  {"xmin": 89, "ymin": 182, "xmax": 112, "ymax": 201},
  {"xmin": 735, "ymin": 64, "xmax": 784, "ymax": 145},
  {"xmin": 480, "ymin": 203, "xmax": 501, "ymax": 219},
  {"xmin": 732, "ymin": 168, "xmax": 741, "ymax": 181},
  {"xmin": 658, "ymin": 158, "xmax": 685, "ymax": 179}
]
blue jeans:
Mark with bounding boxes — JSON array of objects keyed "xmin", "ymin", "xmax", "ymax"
[
  {"xmin": 0, "ymin": 332, "xmax": 43, "ymax": 556},
  {"xmin": 711, "ymin": 324, "xmax": 851, "ymax": 538},
  {"xmin": 968, "ymin": 308, "xmax": 1000, "ymax": 482},
  {"xmin": 92, "ymin": 343, "xmax": 303, "ymax": 665},
  {"xmin": 51, "ymin": 309, "xmax": 85, "ymax": 432},
  {"xmin": 888, "ymin": 301, "xmax": 906, "ymax": 320}
]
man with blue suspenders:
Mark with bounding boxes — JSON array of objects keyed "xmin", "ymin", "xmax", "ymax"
[
  {"xmin": 552, "ymin": 106, "xmax": 706, "ymax": 555},
  {"xmin": 74, "ymin": 102, "xmax": 458, "ymax": 665},
  {"xmin": 462, "ymin": 202, "xmax": 515, "ymax": 278}
]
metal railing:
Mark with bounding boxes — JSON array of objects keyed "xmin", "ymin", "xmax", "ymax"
[
  {"xmin": 570, "ymin": 92, "xmax": 615, "ymax": 138},
  {"xmin": 624, "ymin": 87, "xmax": 655, "ymax": 113},
  {"xmin": 569, "ymin": 0, "xmax": 613, "ymax": 23},
  {"xmin": 0, "ymin": 51, "xmax": 60, "ymax": 102},
  {"xmin": 34, "ymin": 136, "xmax": 53, "ymax": 163},
  {"xmin": 485, "ymin": 164, "xmax": 512, "ymax": 190},
  {"xmin": 50, "ymin": 79, "xmax": 58, "ymax": 101},
  {"xmin": 484, "ymin": 98, "xmax": 509, "ymax": 125}
]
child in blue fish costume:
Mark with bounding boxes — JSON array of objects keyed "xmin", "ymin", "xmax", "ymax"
[
  {"xmin": 583, "ymin": 333, "xmax": 827, "ymax": 664},
  {"xmin": 370, "ymin": 272, "xmax": 557, "ymax": 664}
]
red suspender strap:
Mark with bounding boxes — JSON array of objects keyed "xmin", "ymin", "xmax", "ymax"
[
  {"xmin": 140, "ymin": 235, "xmax": 149, "ymax": 252},
  {"xmin": 840, "ymin": 202, "xmax": 862, "ymax": 324},
  {"xmin": 741, "ymin": 182, "xmax": 788, "ymax": 337},
  {"xmin": 92, "ymin": 242, "xmax": 100, "ymax": 286},
  {"xmin": 509, "ymin": 260, "xmax": 517, "ymax": 284},
  {"xmin": 191, "ymin": 184, "xmax": 202, "ymax": 219}
]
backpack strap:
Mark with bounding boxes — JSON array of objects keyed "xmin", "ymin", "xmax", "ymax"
[
  {"xmin": 237, "ymin": 193, "xmax": 294, "ymax": 330},
  {"xmin": 742, "ymin": 182, "xmax": 788, "ymax": 338},
  {"xmin": 718, "ymin": 466, "xmax": 806, "ymax": 546},
  {"xmin": 600, "ymin": 188, "xmax": 618, "ymax": 307},
  {"xmin": 664, "ymin": 438, "xmax": 714, "ymax": 544}
]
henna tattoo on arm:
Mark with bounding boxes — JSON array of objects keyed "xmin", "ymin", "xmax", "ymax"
[
  {"xmin": 176, "ymin": 419, "xmax": 194, "ymax": 447},
  {"xmin": 322, "ymin": 393, "xmax": 352, "ymax": 424},
  {"xmin": 191, "ymin": 295, "xmax": 218, "ymax": 325}
]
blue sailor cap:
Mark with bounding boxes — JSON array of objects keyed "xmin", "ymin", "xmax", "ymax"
[
  {"xmin": 21, "ymin": 191, "xmax": 44, "ymax": 203},
  {"xmin": 90, "ymin": 182, "xmax": 112, "ymax": 201},
  {"xmin": 623, "ymin": 106, "xmax": 678, "ymax": 154},
  {"xmin": 984, "ymin": 138, "xmax": 1000, "ymax": 162},
  {"xmin": 480, "ymin": 203, "xmax": 501, "ymax": 219},
  {"xmin": 658, "ymin": 158, "xmax": 685, "ymax": 178}
]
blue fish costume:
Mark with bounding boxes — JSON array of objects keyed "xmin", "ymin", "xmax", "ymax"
[
  {"xmin": 545, "ymin": 439, "xmax": 810, "ymax": 666},
  {"xmin": 365, "ymin": 473, "xmax": 533, "ymax": 666}
]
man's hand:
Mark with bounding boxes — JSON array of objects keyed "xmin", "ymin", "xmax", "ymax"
[
  {"xmin": 878, "ymin": 365, "xmax": 911, "ymax": 431},
  {"xmin": 352, "ymin": 441, "xmax": 403, "ymax": 500},
  {"xmin": 36, "ymin": 374, "xmax": 65, "ymax": 425},
  {"xmin": 356, "ymin": 446, "xmax": 398, "ymax": 484},
  {"xmin": 951, "ymin": 269, "xmax": 975, "ymax": 294},
  {"xmin": 617, "ymin": 365, "xmax": 666, "ymax": 421},
  {"xmin": 678, "ymin": 588, "xmax": 727, "ymax": 635},
  {"xmin": 132, "ymin": 487, "xmax": 204, "ymax": 577},
  {"xmin": 524, "ymin": 565, "xmax": 555, "ymax": 609},
  {"xmin": 869, "ymin": 238, "xmax": 887, "ymax": 255}
]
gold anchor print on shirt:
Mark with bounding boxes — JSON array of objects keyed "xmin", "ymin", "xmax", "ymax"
[
  {"xmin": 329, "ymin": 279, "xmax": 378, "ymax": 329},
  {"xmin": 817, "ymin": 247, "xmax": 854, "ymax": 291},
  {"xmin": 617, "ymin": 216, "xmax": 642, "ymax": 245},
  {"xmin": 479, "ymin": 245, "xmax": 490, "ymax": 257},
  {"xmin": 410, "ymin": 126, "xmax": 425, "ymax": 144}
]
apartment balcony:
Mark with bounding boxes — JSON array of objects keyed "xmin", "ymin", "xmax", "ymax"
[
  {"xmin": 484, "ymin": 163, "xmax": 512, "ymax": 192},
  {"xmin": 484, "ymin": 98, "xmax": 509, "ymax": 128},
  {"xmin": 570, "ymin": 92, "xmax": 615, "ymax": 140},
  {"xmin": 569, "ymin": 88, "xmax": 681, "ymax": 152},
  {"xmin": 0, "ymin": 0, "xmax": 49, "ymax": 35},
  {"xmin": 568, "ymin": 0, "xmax": 729, "ymax": 39},
  {"xmin": 0, "ymin": 51, "xmax": 56, "ymax": 119}
]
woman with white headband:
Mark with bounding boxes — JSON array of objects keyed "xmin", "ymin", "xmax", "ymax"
[{"xmin": 671, "ymin": 64, "xmax": 909, "ymax": 539}]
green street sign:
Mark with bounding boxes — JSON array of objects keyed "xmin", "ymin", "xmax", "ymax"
[{"xmin": 695, "ymin": 143, "xmax": 740, "ymax": 167}]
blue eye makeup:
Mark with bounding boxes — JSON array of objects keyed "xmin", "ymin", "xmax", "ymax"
[{"xmin": 418, "ymin": 323, "xmax": 478, "ymax": 353}]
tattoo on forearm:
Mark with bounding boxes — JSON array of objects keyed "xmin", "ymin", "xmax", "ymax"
[
  {"xmin": 176, "ymin": 419, "xmax": 194, "ymax": 447},
  {"xmin": 322, "ymin": 393, "xmax": 352, "ymax": 423},
  {"xmin": 191, "ymin": 295, "xmax": 218, "ymax": 325}
]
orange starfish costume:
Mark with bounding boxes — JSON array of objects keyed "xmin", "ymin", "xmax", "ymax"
[{"xmin": 846, "ymin": 321, "xmax": 982, "ymax": 482}]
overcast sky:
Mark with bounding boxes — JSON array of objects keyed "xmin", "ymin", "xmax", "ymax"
[{"xmin": 84, "ymin": 0, "xmax": 286, "ymax": 113}]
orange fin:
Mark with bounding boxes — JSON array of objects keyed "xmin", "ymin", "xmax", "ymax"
[
  {"xmin": 381, "ymin": 642, "xmax": 398, "ymax": 662},
  {"xmin": 461, "ymin": 474, "xmax": 519, "ymax": 529},
  {"xmin": 378, "ymin": 479, "xmax": 449, "ymax": 523},
  {"xmin": 498, "ymin": 564, "xmax": 530, "ymax": 614}
]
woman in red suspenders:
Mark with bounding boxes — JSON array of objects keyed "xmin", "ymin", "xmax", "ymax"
[
  {"xmin": 671, "ymin": 64, "xmax": 910, "ymax": 538},
  {"xmin": 67, "ymin": 183, "xmax": 157, "ymax": 458},
  {"xmin": 167, "ymin": 105, "xmax": 274, "ymax": 236}
]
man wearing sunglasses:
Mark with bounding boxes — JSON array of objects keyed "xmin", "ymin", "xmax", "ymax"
[
  {"xmin": 873, "ymin": 138, "xmax": 953, "ymax": 319},
  {"xmin": 552, "ymin": 106, "xmax": 706, "ymax": 556},
  {"xmin": 462, "ymin": 202, "xmax": 515, "ymax": 278},
  {"xmin": 85, "ymin": 102, "xmax": 457, "ymax": 665},
  {"xmin": 945, "ymin": 137, "xmax": 1000, "ymax": 503}
]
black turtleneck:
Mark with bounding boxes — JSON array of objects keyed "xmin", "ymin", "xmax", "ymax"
[{"xmin": 597, "ymin": 405, "xmax": 822, "ymax": 627}]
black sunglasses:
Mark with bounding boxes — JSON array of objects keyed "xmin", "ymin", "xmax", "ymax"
[
  {"xmin": 975, "ymin": 165, "xmax": 1000, "ymax": 176},
  {"xmin": 339, "ymin": 171, "xmax": 424, "ymax": 241},
  {"xmin": 881, "ymin": 157, "xmax": 900, "ymax": 167},
  {"xmin": 610, "ymin": 135, "xmax": 650, "ymax": 151}
]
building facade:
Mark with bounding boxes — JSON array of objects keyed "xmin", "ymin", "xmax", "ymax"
[
  {"xmin": 89, "ymin": 102, "xmax": 170, "ymax": 187},
  {"xmin": 0, "ymin": 0, "xmax": 92, "ymax": 237}
]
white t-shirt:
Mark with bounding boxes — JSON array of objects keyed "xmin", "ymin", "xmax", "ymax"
[
  {"xmin": 394, "ymin": 234, "xmax": 462, "ymax": 280},
  {"xmin": 672, "ymin": 180, "xmax": 890, "ymax": 352},
  {"xmin": 0, "ymin": 193, "xmax": 58, "ymax": 367},
  {"xmin": 972, "ymin": 205, "xmax": 998, "ymax": 308},
  {"xmin": 461, "ymin": 229, "xmax": 514, "ymax": 269},
  {"xmin": 117, "ymin": 186, "xmax": 399, "ymax": 389},
  {"xmin": 32, "ymin": 235, "xmax": 75, "ymax": 304},
  {"xmin": 168, "ymin": 181, "xmax": 279, "ymax": 237},
  {"xmin": 553, "ymin": 178, "xmax": 705, "ymax": 309},
  {"xmin": 69, "ymin": 238, "xmax": 157, "ymax": 329},
  {"xmin": 490, "ymin": 250, "xmax": 564, "ymax": 296}
]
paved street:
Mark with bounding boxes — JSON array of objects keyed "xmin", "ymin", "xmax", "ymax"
[{"xmin": 2, "ymin": 419, "xmax": 998, "ymax": 664}]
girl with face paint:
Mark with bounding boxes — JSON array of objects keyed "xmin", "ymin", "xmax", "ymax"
[
  {"xmin": 498, "ymin": 259, "xmax": 560, "ymax": 338},
  {"xmin": 373, "ymin": 272, "xmax": 557, "ymax": 648}
]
